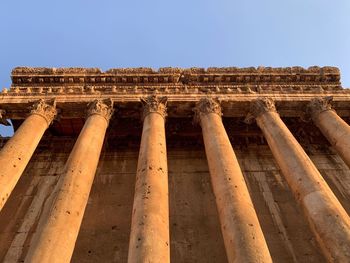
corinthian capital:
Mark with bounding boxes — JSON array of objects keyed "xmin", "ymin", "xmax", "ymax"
[
  {"xmin": 87, "ymin": 99, "xmax": 114, "ymax": 123},
  {"xmin": 250, "ymin": 98, "xmax": 277, "ymax": 117},
  {"xmin": 245, "ymin": 98, "xmax": 277, "ymax": 123},
  {"xmin": 141, "ymin": 95, "xmax": 167, "ymax": 119},
  {"xmin": 193, "ymin": 98, "xmax": 222, "ymax": 124},
  {"xmin": 307, "ymin": 96, "xmax": 334, "ymax": 120},
  {"xmin": 30, "ymin": 99, "xmax": 57, "ymax": 126},
  {"xmin": 0, "ymin": 109, "xmax": 11, "ymax": 126}
]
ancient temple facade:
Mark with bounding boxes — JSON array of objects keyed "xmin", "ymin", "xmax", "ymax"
[{"xmin": 0, "ymin": 66, "xmax": 350, "ymax": 262}]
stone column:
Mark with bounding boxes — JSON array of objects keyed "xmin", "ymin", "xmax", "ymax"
[
  {"xmin": 308, "ymin": 96, "xmax": 350, "ymax": 168},
  {"xmin": 195, "ymin": 98, "xmax": 272, "ymax": 263},
  {"xmin": 128, "ymin": 96, "xmax": 170, "ymax": 263},
  {"xmin": 249, "ymin": 98, "xmax": 350, "ymax": 262},
  {"xmin": 0, "ymin": 99, "xmax": 56, "ymax": 211},
  {"xmin": 25, "ymin": 99, "xmax": 113, "ymax": 263}
]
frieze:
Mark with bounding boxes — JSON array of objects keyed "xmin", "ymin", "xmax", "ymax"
[{"xmin": 2, "ymin": 84, "xmax": 343, "ymax": 96}]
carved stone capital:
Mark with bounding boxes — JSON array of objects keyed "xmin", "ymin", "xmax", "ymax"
[
  {"xmin": 245, "ymin": 98, "xmax": 277, "ymax": 123},
  {"xmin": 193, "ymin": 98, "xmax": 222, "ymax": 124},
  {"xmin": 141, "ymin": 95, "xmax": 167, "ymax": 120},
  {"xmin": 251, "ymin": 97, "xmax": 277, "ymax": 117},
  {"xmin": 87, "ymin": 99, "xmax": 114, "ymax": 123},
  {"xmin": 0, "ymin": 109, "xmax": 11, "ymax": 126},
  {"xmin": 30, "ymin": 99, "xmax": 57, "ymax": 126},
  {"xmin": 307, "ymin": 96, "xmax": 334, "ymax": 121}
]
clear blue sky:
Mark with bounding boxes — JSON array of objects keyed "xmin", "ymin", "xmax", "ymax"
[{"xmin": 0, "ymin": 0, "xmax": 349, "ymax": 136}]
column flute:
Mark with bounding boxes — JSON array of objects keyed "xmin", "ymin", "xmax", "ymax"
[
  {"xmin": 249, "ymin": 97, "xmax": 350, "ymax": 262},
  {"xmin": 195, "ymin": 98, "xmax": 272, "ymax": 263},
  {"xmin": 128, "ymin": 95, "xmax": 170, "ymax": 263},
  {"xmin": 308, "ymin": 96, "xmax": 350, "ymax": 168},
  {"xmin": 0, "ymin": 100, "xmax": 56, "ymax": 211},
  {"xmin": 25, "ymin": 99, "xmax": 113, "ymax": 263}
]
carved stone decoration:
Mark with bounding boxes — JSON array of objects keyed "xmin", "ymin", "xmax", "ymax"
[
  {"xmin": 10, "ymin": 66, "xmax": 341, "ymax": 89},
  {"xmin": 193, "ymin": 98, "xmax": 222, "ymax": 124},
  {"xmin": 307, "ymin": 96, "xmax": 334, "ymax": 121},
  {"xmin": 30, "ymin": 99, "xmax": 57, "ymax": 126},
  {"xmin": 245, "ymin": 97, "xmax": 277, "ymax": 124},
  {"xmin": 87, "ymin": 99, "xmax": 114, "ymax": 123},
  {"xmin": 141, "ymin": 95, "xmax": 168, "ymax": 120},
  {"xmin": 0, "ymin": 109, "xmax": 11, "ymax": 126}
]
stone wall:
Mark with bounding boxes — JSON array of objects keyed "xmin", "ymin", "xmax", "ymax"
[{"xmin": 1, "ymin": 137, "xmax": 349, "ymax": 262}]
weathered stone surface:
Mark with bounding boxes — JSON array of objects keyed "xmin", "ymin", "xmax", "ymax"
[
  {"xmin": 10, "ymin": 66, "xmax": 340, "ymax": 86},
  {"xmin": 24, "ymin": 100, "xmax": 113, "ymax": 262},
  {"xmin": 196, "ymin": 98, "xmax": 272, "ymax": 262},
  {"xmin": 250, "ymin": 98, "xmax": 350, "ymax": 262},
  {"xmin": 128, "ymin": 96, "xmax": 170, "ymax": 263},
  {"xmin": 3, "ymin": 138, "xmax": 350, "ymax": 262},
  {"xmin": 2, "ymin": 66, "xmax": 346, "ymax": 122},
  {"xmin": 0, "ymin": 100, "xmax": 56, "ymax": 211},
  {"xmin": 1, "ymin": 66, "xmax": 350, "ymax": 262},
  {"xmin": 140, "ymin": 95, "xmax": 167, "ymax": 120},
  {"xmin": 308, "ymin": 97, "xmax": 350, "ymax": 169}
]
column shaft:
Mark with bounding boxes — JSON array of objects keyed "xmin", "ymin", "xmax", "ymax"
[
  {"xmin": 128, "ymin": 96, "xmax": 169, "ymax": 263},
  {"xmin": 0, "ymin": 100, "xmax": 56, "ymax": 211},
  {"xmin": 309, "ymin": 97, "xmax": 350, "ymax": 168},
  {"xmin": 196, "ymin": 99, "xmax": 272, "ymax": 263},
  {"xmin": 25, "ymin": 100, "xmax": 113, "ymax": 263},
  {"xmin": 252, "ymin": 98, "xmax": 350, "ymax": 262}
]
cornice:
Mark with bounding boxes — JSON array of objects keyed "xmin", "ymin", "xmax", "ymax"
[{"xmin": 10, "ymin": 66, "xmax": 341, "ymax": 87}]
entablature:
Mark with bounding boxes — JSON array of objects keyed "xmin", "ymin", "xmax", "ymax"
[{"xmin": 1, "ymin": 66, "xmax": 349, "ymax": 121}]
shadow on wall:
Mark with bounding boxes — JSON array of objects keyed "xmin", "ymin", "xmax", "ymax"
[{"xmin": 0, "ymin": 120, "xmax": 14, "ymax": 137}]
